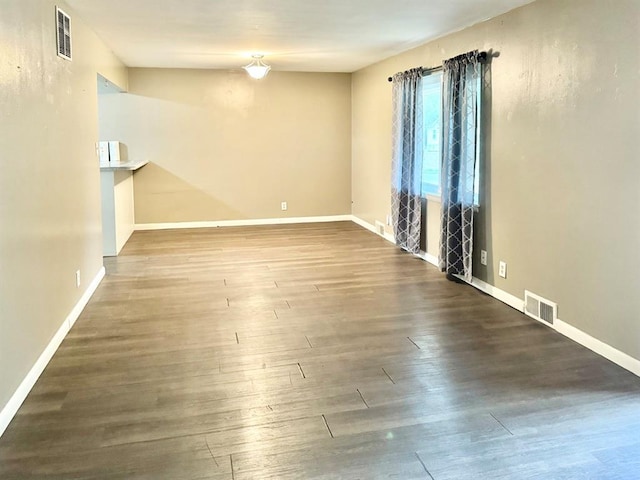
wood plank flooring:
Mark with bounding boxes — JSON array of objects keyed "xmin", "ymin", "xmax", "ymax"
[{"xmin": 1, "ymin": 221, "xmax": 639, "ymax": 479}]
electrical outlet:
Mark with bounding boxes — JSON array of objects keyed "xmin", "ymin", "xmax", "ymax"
[
  {"xmin": 498, "ymin": 261, "xmax": 507, "ymax": 279},
  {"xmin": 281, "ymin": 201, "xmax": 287, "ymax": 211},
  {"xmin": 480, "ymin": 250, "xmax": 488, "ymax": 266},
  {"xmin": 75, "ymin": 270, "xmax": 81, "ymax": 288},
  {"xmin": 386, "ymin": 214, "xmax": 391, "ymax": 226}
]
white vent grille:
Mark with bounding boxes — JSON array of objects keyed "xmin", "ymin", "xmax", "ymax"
[
  {"xmin": 524, "ymin": 290, "xmax": 557, "ymax": 326},
  {"xmin": 56, "ymin": 7, "xmax": 72, "ymax": 60}
]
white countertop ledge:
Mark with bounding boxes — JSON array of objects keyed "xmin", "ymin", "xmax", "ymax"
[{"xmin": 100, "ymin": 160, "xmax": 149, "ymax": 172}]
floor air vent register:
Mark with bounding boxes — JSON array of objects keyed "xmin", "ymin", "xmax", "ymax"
[{"xmin": 524, "ymin": 290, "xmax": 557, "ymax": 326}]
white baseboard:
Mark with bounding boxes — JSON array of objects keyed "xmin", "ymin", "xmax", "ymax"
[
  {"xmin": 555, "ymin": 319, "xmax": 640, "ymax": 377},
  {"xmin": 135, "ymin": 215, "xmax": 352, "ymax": 231},
  {"xmin": 460, "ymin": 275, "xmax": 639, "ymax": 377},
  {"xmin": 418, "ymin": 251, "xmax": 439, "ymax": 268},
  {"xmin": 460, "ymin": 275, "xmax": 525, "ymax": 312},
  {"xmin": 351, "ymin": 215, "xmax": 396, "ymax": 243},
  {"xmin": 352, "ymin": 217, "xmax": 443, "ymax": 267},
  {"xmin": 67, "ymin": 267, "xmax": 105, "ymax": 329},
  {"xmin": 351, "ymin": 219, "xmax": 639, "ymax": 378},
  {"xmin": 0, "ymin": 266, "xmax": 105, "ymax": 438}
]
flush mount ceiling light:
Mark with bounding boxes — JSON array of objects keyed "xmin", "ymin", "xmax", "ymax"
[{"xmin": 243, "ymin": 54, "xmax": 271, "ymax": 79}]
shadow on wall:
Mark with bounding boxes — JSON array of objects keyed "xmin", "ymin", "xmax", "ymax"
[
  {"xmin": 134, "ymin": 163, "xmax": 246, "ymax": 224},
  {"xmin": 99, "ymin": 68, "xmax": 353, "ymax": 223}
]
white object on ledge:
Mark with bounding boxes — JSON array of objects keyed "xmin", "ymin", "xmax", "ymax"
[
  {"xmin": 98, "ymin": 141, "xmax": 110, "ymax": 163},
  {"xmin": 108, "ymin": 141, "xmax": 122, "ymax": 163}
]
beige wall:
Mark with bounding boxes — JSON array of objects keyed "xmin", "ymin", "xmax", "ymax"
[
  {"xmin": 99, "ymin": 69, "xmax": 352, "ymax": 223},
  {"xmin": 2, "ymin": 0, "xmax": 638, "ymax": 423},
  {"xmin": 352, "ymin": 0, "xmax": 640, "ymax": 360},
  {"xmin": 0, "ymin": 1, "xmax": 127, "ymax": 412}
]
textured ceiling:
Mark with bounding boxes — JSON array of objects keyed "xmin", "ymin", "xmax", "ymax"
[{"xmin": 66, "ymin": 0, "xmax": 535, "ymax": 72}]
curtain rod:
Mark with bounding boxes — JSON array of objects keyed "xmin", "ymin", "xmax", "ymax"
[{"xmin": 387, "ymin": 51, "xmax": 487, "ymax": 82}]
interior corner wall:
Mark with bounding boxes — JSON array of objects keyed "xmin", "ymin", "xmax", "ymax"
[
  {"xmin": 0, "ymin": 0, "xmax": 127, "ymax": 418},
  {"xmin": 351, "ymin": 0, "xmax": 640, "ymax": 361},
  {"xmin": 98, "ymin": 69, "xmax": 352, "ymax": 224}
]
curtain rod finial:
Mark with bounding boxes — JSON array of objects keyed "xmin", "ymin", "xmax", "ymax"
[{"xmin": 388, "ymin": 77, "xmax": 393, "ymax": 82}]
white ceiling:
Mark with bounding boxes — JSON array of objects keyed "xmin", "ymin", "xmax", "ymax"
[{"xmin": 67, "ymin": 0, "xmax": 535, "ymax": 72}]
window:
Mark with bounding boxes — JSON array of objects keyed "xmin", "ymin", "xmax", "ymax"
[
  {"xmin": 420, "ymin": 73, "xmax": 442, "ymax": 196},
  {"xmin": 421, "ymin": 71, "xmax": 481, "ymax": 206}
]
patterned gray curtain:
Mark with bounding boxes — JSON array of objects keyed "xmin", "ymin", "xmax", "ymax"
[
  {"xmin": 391, "ymin": 69, "xmax": 424, "ymax": 254},
  {"xmin": 439, "ymin": 51, "xmax": 482, "ymax": 281}
]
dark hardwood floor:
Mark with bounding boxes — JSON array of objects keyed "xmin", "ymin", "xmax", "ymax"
[{"xmin": 1, "ymin": 222, "xmax": 639, "ymax": 479}]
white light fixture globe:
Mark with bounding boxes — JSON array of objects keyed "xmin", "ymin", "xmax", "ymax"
[{"xmin": 243, "ymin": 54, "xmax": 271, "ymax": 79}]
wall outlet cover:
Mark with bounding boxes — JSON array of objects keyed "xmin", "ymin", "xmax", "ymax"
[
  {"xmin": 498, "ymin": 261, "xmax": 507, "ymax": 278},
  {"xmin": 480, "ymin": 250, "xmax": 488, "ymax": 266}
]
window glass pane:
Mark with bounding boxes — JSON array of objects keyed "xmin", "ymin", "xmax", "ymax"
[{"xmin": 421, "ymin": 73, "xmax": 442, "ymax": 196}]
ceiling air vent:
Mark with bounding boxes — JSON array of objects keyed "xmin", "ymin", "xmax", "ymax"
[
  {"xmin": 524, "ymin": 290, "xmax": 557, "ymax": 326},
  {"xmin": 56, "ymin": 7, "xmax": 72, "ymax": 60}
]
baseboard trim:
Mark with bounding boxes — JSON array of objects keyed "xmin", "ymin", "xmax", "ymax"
[
  {"xmin": 459, "ymin": 275, "xmax": 525, "ymax": 312},
  {"xmin": 0, "ymin": 266, "xmax": 105, "ymax": 438},
  {"xmin": 418, "ymin": 251, "xmax": 439, "ymax": 268},
  {"xmin": 353, "ymin": 220, "xmax": 639, "ymax": 377},
  {"xmin": 459, "ymin": 275, "xmax": 639, "ymax": 377},
  {"xmin": 555, "ymin": 319, "xmax": 640, "ymax": 377},
  {"xmin": 68, "ymin": 267, "xmax": 105, "ymax": 329},
  {"xmin": 135, "ymin": 215, "xmax": 353, "ymax": 231},
  {"xmin": 351, "ymin": 217, "xmax": 442, "ymax": 266},
  {"xmin": 351, "ymin": 215, "xmax": 395, "ymax": 243}
]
